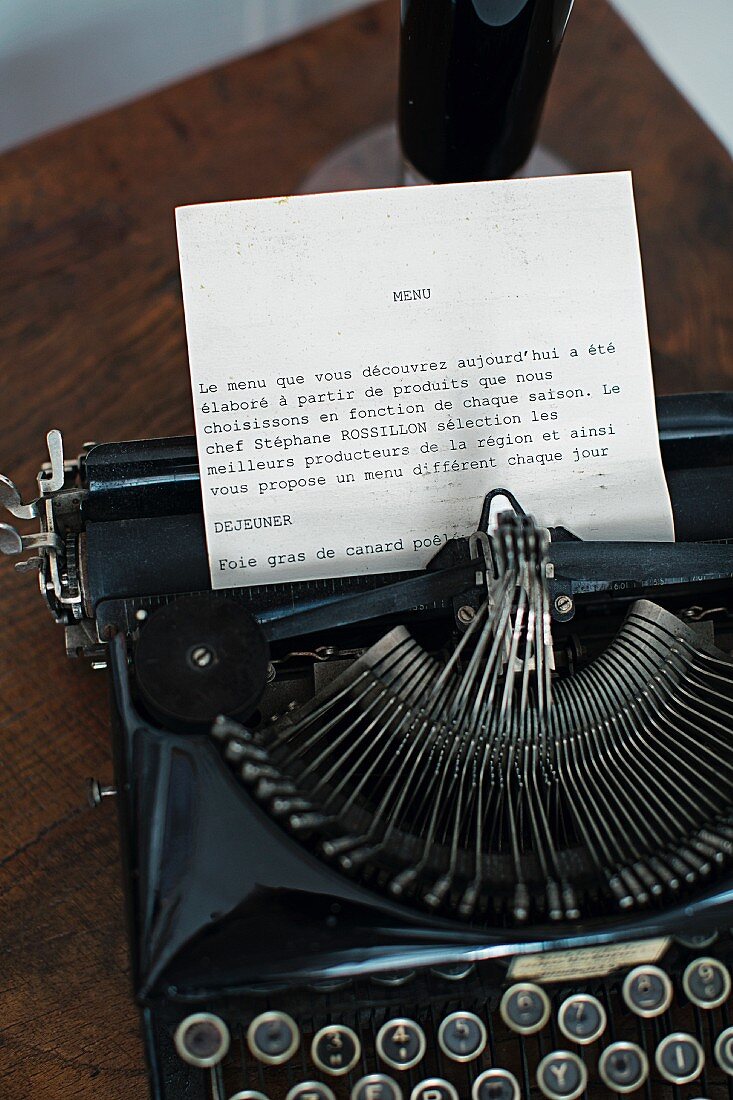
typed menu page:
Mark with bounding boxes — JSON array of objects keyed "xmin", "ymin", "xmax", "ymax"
[{"xmin": 176, "ymin": 173, "xmax": 674, "ymax": 588}]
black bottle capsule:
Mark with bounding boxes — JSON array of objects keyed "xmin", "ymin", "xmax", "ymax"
[{"xmin": 398, "ymin": 0, "xmax": 574, "ymax": 183}]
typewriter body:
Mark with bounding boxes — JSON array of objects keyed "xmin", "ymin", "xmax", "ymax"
[{"xmin": 2, "ymin": 392, "xmax": 733, "ymax": 1100}]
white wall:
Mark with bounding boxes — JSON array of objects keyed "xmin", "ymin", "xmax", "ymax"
[
  {"xmin": 0, "ymin": 0, "xmax": 370, "ymax": 153},
  {"xmin": 609, "ymin": 0, "xmax": 733, "ymax": 157},
  {"xmin": 1, "ymin": 0, "xmax": 732, "ymax": 156}
]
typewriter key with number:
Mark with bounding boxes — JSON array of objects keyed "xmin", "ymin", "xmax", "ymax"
[
  {"xmin": 311, "ymin": 1024, "xmax": 361, "ymax": 1076},
  {"xmin": 683, "ymin": 956, "xmax": 731, "ymax": 1008},
  {"xmin": 438, "ymin": 1011, "xmax": 487, "ymax": 1062},
  {"xmin": 500, "ymin": 982, "xmax": 550, "ymax": 1034},
  {"xmin": 622, "ymin": 965, "xmax": 673, "ymax": 1017},
  {"xmin": 557, "ymin": 994, "xmax": 606, "ymax": 1045},
  {"xmin": 376, "ymin": 1019, "xmax": 426, "ymax": 1070}
]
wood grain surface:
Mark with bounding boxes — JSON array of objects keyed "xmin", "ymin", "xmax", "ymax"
[{"xmin": 0, "ymin": 2, "xmax": 731, "ymax": 1097}]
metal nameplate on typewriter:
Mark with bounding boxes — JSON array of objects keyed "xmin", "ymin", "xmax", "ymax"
[
  {"xmin": 1, "ymin": 392, "xmax": 733, "ymax": 1100},
  {"xmin": 508, "ymin": 937, "xmax": 671, "ymax": 982}
]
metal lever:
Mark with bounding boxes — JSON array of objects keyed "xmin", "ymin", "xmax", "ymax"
[
  {"xmin": 0, "ymin": 522, "xmax": 63, "ymax": 560},
  {"xmin": 0, "ymin": 475, "xmax": 38, "ymax": 520},
  {"xmin": 0, "ymin": 429, "xmax": 65, "ymax": 519}
]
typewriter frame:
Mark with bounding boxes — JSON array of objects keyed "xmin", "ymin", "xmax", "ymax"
[{"xmin": 2, "ymin": 391, "xmax": 733, "ymax": 1100}]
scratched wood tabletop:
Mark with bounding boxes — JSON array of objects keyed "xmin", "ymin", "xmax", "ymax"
[{"xmin": 0, "ymin": 2, "xmax": 731, "ymax": 1097}]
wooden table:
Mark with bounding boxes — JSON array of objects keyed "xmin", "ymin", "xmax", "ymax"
[{"xmin": 0, "ymin": 2, "xmax": 730, "ymax": 1096}]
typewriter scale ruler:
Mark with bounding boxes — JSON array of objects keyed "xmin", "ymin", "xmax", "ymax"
[{"xmin": 95, "ymin": 569, "xmax": 450, "ymax": 641}]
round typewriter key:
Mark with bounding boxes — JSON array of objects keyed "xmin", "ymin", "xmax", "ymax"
[
  {"xmin": 655, "ymin": 1032, "xmax": 705, "ymax": 1085},
  {"xmin": 286, "ymin": 1085, "xmax": 336, "ymax": 1100},
  {"xmin": 598, "ymin": 1041, "xmax": 649, "ymax": 1093},
  {"xmin": 714, "ymin": 1026, "xmax": 733, "ymax": 1076},
  {"xmin": 536, "ymin": 1051, "xmax": 587, "ymax": 1100},
  {"xmin": 500, "ymin": 982, "xmax": 551, "ymax": 1035},
  {"xmin": 471, "ymin": 1068, "xmax": 520, "ymax": 1100},
  {"xmin": 174, "ymin": 1012, "xmax": 230, "ymax": 1067},
  {"xmin": 376, "ymin": 1018, "xmax": 426, "ymax": 1070},
  {"xmin": 622, "ymin": 964, "xmax": 673, "ymax": 1017},
  {"xmin": 311, "ymin": 1024, "xmax": 361, "ymax": 1076},
  {"xmin": 438, "ymin": 1011, "xmax": 487, "ymax": 1062},
  {"xmin": 228, "ymin": 1093, "xmax": 270, "ymax": 1100},
  {"xmin": 410, "ymin": 1080, "xmax": 459, "ymax": 1100},
  {"xmin": 683, "ymin": 957, "xmax": 731, "ymax": 1009},
  {"xmin": 557, "ymin": 993, "xmax": 607, "ymax": 1045},
  {"xmin": 247, "ymin": 1010, "xmax": 299, "ymax": 1065},
  {"xmin": 134, "ymin": 594, "xmax": 269, "ymax": 731},
  {"xmin": 351, "ymin": 1075, "xmax": 403, "ymax": 1100}
]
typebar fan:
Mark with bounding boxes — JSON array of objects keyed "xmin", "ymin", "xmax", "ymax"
[{"xmin": 215, "ymin": 515, "xmax": 733, "ymax": 926}]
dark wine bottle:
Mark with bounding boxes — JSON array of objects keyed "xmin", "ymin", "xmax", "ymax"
[{"xmin": 399, "ymin": 0, "xmax": 573, "ymax": 183}]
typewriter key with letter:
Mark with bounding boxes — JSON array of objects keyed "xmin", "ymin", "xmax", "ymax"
[
  {"xmin": 622, "ymin": 964, "xmax": 673, "ymax": 1017},
  {"xmin": 286, "ymin": 1085, "xmax": 336, "ymax": 1100},
  {"xmin": 410, "ymin": 1081, "xmax": 458, "ymax": 1100},
  {"xmin": 438, "ymin": 1011, "xmax": 487, "ymax": 1061},
  {"xmin": 683, "ymin": 956, "xmax": 731, "ymax": 1008},
  {"xmin": 174, "ymin": 1012, "xmax": 230, "ymax": 1067},
  {"xmin": 471, "ymin": 1068, "xmax": 520, "ymax": 1100},
  {"xmin": 598, "ymin": 1042, "xmax": 649, "ymax": 1093},
  {"xmin": 500, "ymin": 982, "xmax": 551, "ymax": 1034},
  {"xmin": 376, "ymin": 1018, "xmax": 426, "ymax": 1070},
  {"xmin": 655, "ymin": 1033, "xmax": 705, "ymax": 1084},
  {"xmin": 311, "ymin": 1024, "xmax": 361, "ymax": 1075},
  {"xmin": 536, "ymin": 1051, "xmax": 587, "ymax": 1100},
  {"xmin": 247, "ymin": 1010, "xmax": 299, "ymax": 1065},
  {"xmin": 351, "ymin": 1076, "xmax": 403, "ymax": 1100}
]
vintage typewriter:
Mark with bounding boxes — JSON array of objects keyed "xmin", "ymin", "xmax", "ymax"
[{"xmin": 2, "ymin": 391, "xmax": 733, "ymax": 1100}]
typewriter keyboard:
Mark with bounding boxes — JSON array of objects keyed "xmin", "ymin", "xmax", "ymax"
[{"xmin": 168, "ymin": 945, "xmax": 733, "ymax": 1100}]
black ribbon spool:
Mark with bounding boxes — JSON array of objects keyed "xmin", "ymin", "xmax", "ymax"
[{"xmin": 133, "ymin": 594, "xmax": 269, "ymax": 732}]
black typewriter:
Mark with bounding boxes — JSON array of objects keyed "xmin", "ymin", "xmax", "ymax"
[{"xmin": 2, "ymin": 391, "xmax": 733, "ymax": 1100}]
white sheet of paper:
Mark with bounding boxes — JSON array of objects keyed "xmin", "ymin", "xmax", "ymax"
[{"xmin": 176, "ymin": 172, "xmax": 674, "ymax": 589}]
